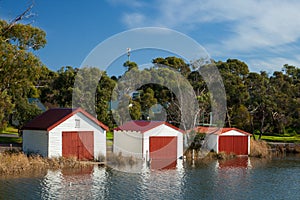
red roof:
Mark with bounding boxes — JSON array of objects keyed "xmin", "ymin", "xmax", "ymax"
[
  {"xmin": 114, "ymin": 120, "xmax": 183, "ymax": 133},
  {"xmin": 22, "ymin": 108, "xmax": 109, "ymax": 131},
  {"xmin": 195, "ymin": 126, "xmax": 251, "ymax": 135}
]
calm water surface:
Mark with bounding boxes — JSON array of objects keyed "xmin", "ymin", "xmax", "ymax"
[{"xmin": 0, "ymin": 155, "xmax": 299, "ymax": 200}]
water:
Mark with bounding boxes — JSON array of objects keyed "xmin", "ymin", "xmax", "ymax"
[{"xmin": 0, "ymin": 155, "xmax": 299, "ymax": 200}]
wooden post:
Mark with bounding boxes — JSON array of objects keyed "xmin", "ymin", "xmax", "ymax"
[{"xmin": 192, "ymin": 149, "xmax": 195, "ymax": 160}]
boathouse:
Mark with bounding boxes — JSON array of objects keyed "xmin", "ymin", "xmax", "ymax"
[
  {"xmin": 22, "ymin": 108, "xmax": 108, "ymax": 160},
  {"xmin": 197, "ymin": 126, "xmax": 251, "ymax": 155},
  {"xmin": 113, "ymin": 121, "xmax": 184, "ymax": 169}
]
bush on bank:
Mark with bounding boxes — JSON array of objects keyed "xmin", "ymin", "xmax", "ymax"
[{"xmin": 0, "ymin": 151, "xmax": 91, "ymax": 175}]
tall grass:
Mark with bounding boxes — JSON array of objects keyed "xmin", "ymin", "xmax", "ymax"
[
  {"xmin": 250, "ymin": 139, "xmax": 270, "ymax": 158},
  {"xmin": 0, "ymin": 151, "xmax": 92, "ymax": 175},
  {"xmin": 106, "ymin": 152, "xmax": 138, "ymax": 166},
  {"xmin": 184, "ymin": 149, "xmax": 236, "ymax": 161}
]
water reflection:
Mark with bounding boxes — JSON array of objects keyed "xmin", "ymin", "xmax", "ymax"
[
  {"xmin": 42, "ymin": 166, "xmax": 111, "ymax": 199},
  {"xmin": 139, "ymin": 163, "xmax": 185, "ymax": 199},
  {"xmin": 214, "ymin": 158, "xmax": 250, "ymax": 199},
  {"xmin": 217, "ymin": 156, "xmax": 250, "ymax": 169},
  {"xmin": 0, "ymin": 156, "xmax": 299, "ymax": 199},
  {"xmin": 150, "ymin": 159, "xmax": 177, "ymax": 170}
]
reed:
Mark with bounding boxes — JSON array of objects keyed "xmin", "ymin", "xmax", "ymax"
[
  {"xmin": 106, "ymin": 152, "xmax": 138, "ymax": 166},
  {"xmin": 184, "ymin": 149, "xmax": 236, "ymax": 161},
  {"xmin": 295, "ymin": 146, "xmax": 300, "ymax": 153},
  {"xmin": 250, "ymin": 139, "xmax": 270, "ymax": 158},
  {"xmin": 0, "ymin": 151, "xmax": 92, "ymax": 175}
]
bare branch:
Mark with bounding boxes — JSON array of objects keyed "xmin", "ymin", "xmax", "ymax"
[{"xmin": 2, "ymin": 1, "xmax": 35, "ymax": 35}]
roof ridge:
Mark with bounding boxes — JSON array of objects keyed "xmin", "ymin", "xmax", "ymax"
[
  {"xmin": 22, "ymin": 107, "xmax": 108, "ymax": 131},
  {"xmin": 115, "ymin": 120, "xmax": 183, "ymax": 133}
]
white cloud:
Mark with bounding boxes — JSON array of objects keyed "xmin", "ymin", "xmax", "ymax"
[
  {"xmin": 106, "ymin": 0, "xmax": 146, "ymax": 8},
  {"xmin": 117, "ymin": 0, "xmax": 300, "ymax": 71},
  {"xmin": 122, "ymin": 12, "xmax": 146, "ymax": 28},
  {"xmin": 221, "ymin": 1, "xmax": 300, "ymax": 51},
  {"xmin": 248, "ymin": 57, "xmax": 300, "ymax": 73}
]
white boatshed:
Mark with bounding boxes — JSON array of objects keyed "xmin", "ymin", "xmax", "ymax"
[
  {"xmin": 114, "ymin": 121, "xmax": 184, "ymax": 169},
  {"xmin": 22, "ymin": 108, "xmax": 108, "ymax": 160},
  {"xmin": 198, "ymin": 126, "xmax": 251, "ymax": 155}
]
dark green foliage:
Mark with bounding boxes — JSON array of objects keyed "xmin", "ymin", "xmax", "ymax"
[
  {"xmin": 189, "ymin": 131, "xmax": 206, "ymax": 150},
  {"xmin": 123, "ymin": 61, "xmax": 138, "ymax": 71},
  {"xmin": 153, "ymin": 56, "xmax": 191, "ymax": 77},
  {"xmin": 0, "ymin": 18, "xmax": 47, "ymax": 130},
  {"xmin": 13, "ymin": 98, "xmax": 43, "ymax": 129}
]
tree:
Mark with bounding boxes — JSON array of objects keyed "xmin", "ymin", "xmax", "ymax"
[
  {"xmin": 71, "ymin": 67, "xmax": 118, "ymax": 128},
  {"xmin": 13, "ymin": 98, "xmax": 42, "ymax": 130},
  {"xmin": 129, "ymin": 99, "xmax": 141, "ymax": 120},
  {"xmin": 0, "ymin": 91, "xmax": 14, "ymax": 130},
  {"xmin": 0, "ymin": 7, "xmax": 47, "ymax": 129},
  {"xmin": 153, "ymin": 57, "xmax": 191, "ymax": 77},
  {"xmin": 38, "ymin": 66, "xmax": 59, "ymax": 107},
  {"xmin": 140, "ymin": 88, "xmax": 157, "ymax": 119},
  {"xmin": 269, "ymin": 69, "xmax": 298, "ymax": 134},
  {"xmin": 55, "ymin": 66, "xmax": 78, "ymax": 107},
  {"xmin": 188, "ymin": 71, "xmax": 211, "ymax": 124},
  {"xmin": 96, "ymin": 71, "xmax": 117, "ymax": 128},
  {"xmin": 123, "ymin": 61, "xmax": 138, "ymax": 71},
  {"xmin": 246, "ymin": 72, "xmax": 275, "ymax": 138},
  {"xmin": 216, "ymin": 59, "xmax": 250, "ymax": 127}
]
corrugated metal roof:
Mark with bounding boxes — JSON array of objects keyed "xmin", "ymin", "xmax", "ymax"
[
  {"xmin": 114, "ymin": 120, "xmax": 183, "ymax": 133},
  {"xmin": 196, "ymin": 126, "xmax": 251, "ymax": 135},
  {"xmin": 22, "ymin": 108, "xmax": 109, "ymax": 131}
]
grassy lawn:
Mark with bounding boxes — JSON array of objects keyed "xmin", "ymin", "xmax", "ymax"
[
  {"xmin": 106, "ymin": 140, "xmax": 113, "ymax": 146},
  {"xmin": 107, "ymin": 131, "xmax": 113, "ymax": 140},
  {"xmin": 0, "ymin": 126, "xmax": 18, "ymax": 135},
  {"xmin": 0, "ymin": 136, "xmax": 22, "ymax": 144},
  {"xmin": 0, "ymin": 126, "xmax": 21, "ymax": 144},
  {"xmin": 254, "ymin": 134, "xmax": 300, "ymax": 143}
]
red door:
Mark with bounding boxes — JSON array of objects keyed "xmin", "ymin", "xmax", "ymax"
[
  {"xmin": 218, "ymin": 136, "xmax": 248, "ymax": 155},
  {"xmin": 62, "ymin": 131, "xmax": 94, "ymax": 160},
  {"xmin": 149, "ymin": 136, "xmax": 177, "ymax": 169}
]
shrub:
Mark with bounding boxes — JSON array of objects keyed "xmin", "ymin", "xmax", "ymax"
[
  {"xmin": 0, "ymin": 152, "xmax": 93, "ymax": 175},
  {"xmin": 250, "ymin": 139, "xmax": 270, "ymax": 158}
]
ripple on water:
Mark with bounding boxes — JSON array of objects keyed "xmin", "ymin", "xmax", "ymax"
[{"xmin": 0, "ymin": 156, "xmax": 299, "ymax": 199}]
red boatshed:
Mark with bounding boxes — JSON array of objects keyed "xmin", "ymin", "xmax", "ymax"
[
  {"xmin": 197, "ymin": 126, "xmax": 251, "ymax": 155},
  {"xmin": 22, "ymin": 108, "xmax": 108, "ymax": 160},
  {"xmin": 113, "ymin": 120, "xmax": 184, "ymax": 169}
]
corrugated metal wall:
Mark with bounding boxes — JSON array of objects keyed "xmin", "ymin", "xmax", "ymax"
[
  {"xmin": 149, "ymin": 136, "xmax": 177, "ymax": 169},
  {"xmin": 218, "ymin": 136, "xmax": 248, "ymax": 155},
  {"xmin": 62, "ymin": 131, "xmax": 94, "ymax": 160}
]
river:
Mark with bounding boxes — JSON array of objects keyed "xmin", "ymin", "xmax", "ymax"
[{"xmin": 0, "ymin": 155, "xmax": 299, "ymax": 199}]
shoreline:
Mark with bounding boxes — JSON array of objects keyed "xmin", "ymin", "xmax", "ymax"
[
  {"xmin": 0, "ymin": 152, "xmax": 97, "ymax": 176},
  {"xmin": 267, "ymin": 142, "xmax": 300, "ymax": 154},
  {"xmin": 0, "ymin": 150, "xmax": 299, "ymax": 177},
  {"xmin": 0, "ymin": 139, "xmax": 299, "ymax": 176}
]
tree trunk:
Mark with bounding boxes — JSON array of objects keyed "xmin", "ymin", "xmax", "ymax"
[
  {"xmin": 226, "ymin": 108, "xmax": 232, "ymax": 127},
  {"xmin": 250, "ymin": 115, "xmax": 256, "ymax": 140},
  {"xmin": 259, "ymin": 110, "xmax": 265, "ymax": 140},
  {"xmin": 259, "ymin": 130, "xmax": 262, "ymax": 140}
]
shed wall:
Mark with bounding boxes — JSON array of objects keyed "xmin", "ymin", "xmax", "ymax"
[
  {"xmin": 143, "ymin": 125, "xmax": 183, "ymax": 161},
  {"xmin": 204, "ymin": 133, "xmax": 218, "ymax": 153},
  {"xmin": 113, "ymin": 130, "xmax": 143, "ymax": 158},
  {"xmin": 48, "ymin": 113, "xmax": 106, "ymax": 158},
  {"xmin": 218, "ymin": 136, "xmax": 249, "ymax": 155},
  {"xmin": 219, "ymin": 130, "xmax": 250, "ymax": 155},
  {"xmin": 221, "ymin": 130, "xmax": 248, "ymax": 136},
  {"xmin": 22, "ymin": 130, "xmax": 48, "ymax": 157}
]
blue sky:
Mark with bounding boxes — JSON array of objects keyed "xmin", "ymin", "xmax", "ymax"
[{"xmin": 1, "ymin": 0, "xmax": 300, "ymax": 75}]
